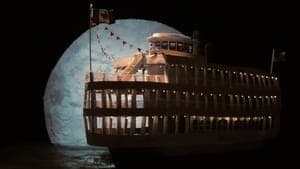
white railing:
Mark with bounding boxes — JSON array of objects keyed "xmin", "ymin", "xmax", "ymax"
[{"xmin": 86, "ymin": 72, "xmax": 168, "ymax": 83}]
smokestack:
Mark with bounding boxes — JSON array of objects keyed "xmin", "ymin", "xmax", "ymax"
[{"xmin": 192, "ymin": 30, "xmax": 200, "ymax": 40}]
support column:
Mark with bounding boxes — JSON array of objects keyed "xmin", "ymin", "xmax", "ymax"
[
  {"xmin": 91, "ymin": 89, "xmax": 96, "ymax": 109},
  {"xmin": 195, "ymin": 66, "xmax": 199, "ymax": 86},
  {"xmin": 175, "ymin": 115, "xmax": 179, "ymax": 134},
  {"xmin": 254, "ymin": 97, "xmax": 259, "ymax": 111},
  {"xmin": 245, "ymin": 75, "xmax": 250, "ymax": 89},
  {"xmin": 144, "ymin": 89, "xmax": 150, "ymax": 108},
  {"xmin": 132, "ymin": 89, "xmax": 136, "ymax": 108},
  {"xmin": 124, "ymin": 117, "xmax": 128, "ymax": 134},
  {"xmin": 91, "ymin": 116, "xmax": 96, "ymax": 133},
  {"xmin": 152, "ymin": 116, "xmax": 159, "ymax": 135},
  {"xmin": 239, "ymin": 73, "xmax": 244, "ymax": 89},
  {"xmin": 228, "ymin": 70, "xmax": 232, "ymax": 89},
  {"xmin": 248, "ymin": 96, "xmax": 253, "ymax": 112},
  {"xmin": 241, "ymin": 96, "xmax": 246, "ymax": 113},
  {"xmin": 209, "ymin": 117, "xmax": 213, "ymax": 130},
  {"xmin": 109, "ymin": 117, "xmax": 113, "ymax": 135},
  {"xmin": 124, "ymin": 93, "xmax": 128, "ymax": 108},
  {"xmin": 261, "ymin": 97, "xmax": 265, "ymax": 112},
  {"xmin": 232, "ymin": 118, "xmax": 236, "ymax": 130},
  {"xmin": 226, "ymin": 118, "xmax": 230, "ymax": 130},
  {"xmin": 175, "ymin": 64, "xmax": 179, "ymax": 84},
  {"xmin": 117, "ymin": 116, "xmax": 121, "ymax": 135},
  {"xmin": 257, "ymin": 76, "xmax": 262, "ymax": 88},
  {"xmin": 185, "ymin": 116, "xmax": 190, "ymax": 133},
  {"xmin": 155, "ymin": 89, "xmax": 159, "ymax": 108},
  {"xmin": 116, "ymin": 90, "xmax": 121, "ymax": 108},
  {"xmin": 268, "ymin": 116, "xmax": 272, "ymax": 129},
  {"xmin": 163, "ymin": 116, "xmax": 168, "ymax": 134},
  {"xmin": 266, "ymin": 97, "xmax": 271, "ymax": 111},
  {"xmin": 176, "ymin": 91, "xmax": 180, "ymax": 108},
  {"xmin": 213, "ymin": 94, "xmax": 217, "ymax": 111},
  {"xmin": 273, "ymin": 77, "xmax": 279, "ymax": 88},
  {"xmin": 185, "ymin": 92, "xmax": 189, "ymax": 108},
  {"xmin": 148, "ymin": 116, "xmax": 153, "ymax": 135},
  {"xmin": 130, "ymin": 116, "xmax": 136, "ymax": 135},
  {"xmin": 262, "ymin": 117, "xmax": 266, "ymax": 130},
  {"xmin": 204, "ymin": 94, "xmax": 208, "ymax": 111},
  {"xmin": 212, "ymin": 68, "xmax": 216, "ymax": 87},
  {"xmin": 195, "ymin": 93, "xmax": 200, "ymax": 109},
  {"xmin": 203, "ymin": 68, "xmax": 207, "ymax": 86},
  {"xmin": 251, "ymin": 75, "xmax": 255, "ymax": 86},
  {"xmin": 220, "ymin": 70, "xmax": 225, "ymax": 86},
  {"xmin": 141, "ymin": 116, "xmax": 146, "ymax": 135},
  {"xmin": 184, "ymin": 66, "xmax": 188, "ymax": 84},
  {"xmin": 101, "ymin": 92, "xmax": 107, "ymax": 108},
  {"xmin": 166, "ymin": 90, "xmax": 171, "ymax": 109},
  {"xmin": 108, "ymin": 93, "xmax": 112, "ymax": 108},
  {"xmin": 261, "ymin": 77, "xmax": 266, "ymax": 88},
  {"xmin": 236, "ymin": 96, "xmax": 240, "ymax": 112},
  {"xmin": 102, "ymin": 117, "xmax": 107, "ymax": 135},
  {"xmin": 229, "ymin": 94, "xmax": 234, "ymax": 112},
  {"xmin": 221, "ymin": 95, "xmax": 226, "ymax": 110}
]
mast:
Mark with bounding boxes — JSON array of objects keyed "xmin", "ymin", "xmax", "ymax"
[
  {"xmin": 89, "ymin": 3, "xmax": 94, "ymax": 81},
  {"xmin": 270, "ymin": 48, "xmax": 275, "ymax": 75}
]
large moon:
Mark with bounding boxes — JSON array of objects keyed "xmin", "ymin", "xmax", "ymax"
[{"xmin": 43, "ymin": 19, "xmax": 180, "ymax": 146}]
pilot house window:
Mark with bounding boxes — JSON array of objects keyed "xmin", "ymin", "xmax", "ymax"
[
  {"xmin": 161, "ymin": 41, "xmax": 168, "ymax": 49},
  {"xmin": 177, "ymin": 42, "xmax": 183, "ymax": 51},
  {"xmin": 169, "ymin": 41, "xmax": 176, "ymax": 50},
  {"xmin": 155, "ymin": 41, "xmax": 161, "ymax": 50}
]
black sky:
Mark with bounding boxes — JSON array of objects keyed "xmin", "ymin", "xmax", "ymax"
[{"xmin": 20, "ymin": 1, "xmax": 292, "ymax": 146}]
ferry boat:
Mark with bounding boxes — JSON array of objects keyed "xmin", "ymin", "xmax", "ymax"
[{"xmin": 83, "ymin": 31, "xmax": 281, "ymax": 153}]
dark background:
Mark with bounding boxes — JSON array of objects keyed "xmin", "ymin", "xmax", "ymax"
[{"xmin": 21, "ymin": 0, "xmax": 294, "ymax": 163}]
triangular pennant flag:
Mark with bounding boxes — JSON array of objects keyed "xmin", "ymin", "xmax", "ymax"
[
  {"xmin": 116, "ymin": 36, "xmax": 120, "ymax": 40},
  {"xmin": 110, "ymin": 32, "xmax": 114, "ymax": 36},
  {"xmin": 129, "ymin": 44, "xmax": 133, "ymax": 49},
  {"xmin": 96, "ymin": 34, "xmax": 100, "ymax": 39},
  {"xmin": 122, "ymin": 40, "xmax": 127, "ymax": 45},
  {"xmin": 137, "ymin": 48, "xmax": 141, "ymax": 52},
  {"xmin": 104, "ymin": 27, "xmax": 108, "ymax": 30}
]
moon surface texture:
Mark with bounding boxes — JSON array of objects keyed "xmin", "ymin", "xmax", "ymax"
[{"xmin": 43, "ymin": 19, "xmax": 180, "ymax": 146}]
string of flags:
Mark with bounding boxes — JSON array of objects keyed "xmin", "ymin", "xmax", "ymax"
[
  {"xmin": 102, "ymin": 26, "xmax": 145, "ymax": 53},
  {"xmin": 94, "ymin": 29, "xmax": 114, "ymax": 60},
  {"xmin": 91, "ymin": 26, "xmax": 147, "ymax": 61}
]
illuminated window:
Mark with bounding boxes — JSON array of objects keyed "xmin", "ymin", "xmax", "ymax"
[
  {"xmin": 136, "ymin": 116, "xmax": 142, "ymax": 128},
  {"xmin": 95, "ymin": 92, "xmax": 103, "ymax": 108},
  {"xmin": 96, "ymin": 117, "xmax": 103, "ymax": 129},
  {"xmin": 136, "ymin": 94, "xmax": 144, "ymax": 108}
]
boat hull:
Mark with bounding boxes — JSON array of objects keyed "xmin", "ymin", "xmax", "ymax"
[{"xmin": 87, "ymin": 129, "xmax": 278, "ymax": 153}]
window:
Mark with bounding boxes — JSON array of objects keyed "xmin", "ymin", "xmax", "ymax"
[
  {"xmin": 136, "ymin": 116, "xmax": 142, "ymax": 128},
  {"xmin": 155, "ymin": 41, "xmax": 160, "ymax": 50},
  {"xmin": 169, "ymin": 41, "xmax": 176, "ymax": 50},
  {"xmin": 161, "ymin": 41, "xmax": 168, "ymax": 49},
  {"xmin": 136, "ymin": 94, "xmax": 144, "ymax": 108},
  {"xmin": 95, "ymin": 92, "xmax": 103, "ymax": 108},
  {"xmin": 184, "ymin": 43, "xmax": 189, "ymax": 52},
  {"xmin": 177, "ymin": 42, "xmax": 183, "ymax": 51}
]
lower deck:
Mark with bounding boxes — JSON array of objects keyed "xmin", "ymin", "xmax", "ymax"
[{"xmin": 84, "ymin": 113, "xmax": 279, "ymax": 148}]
